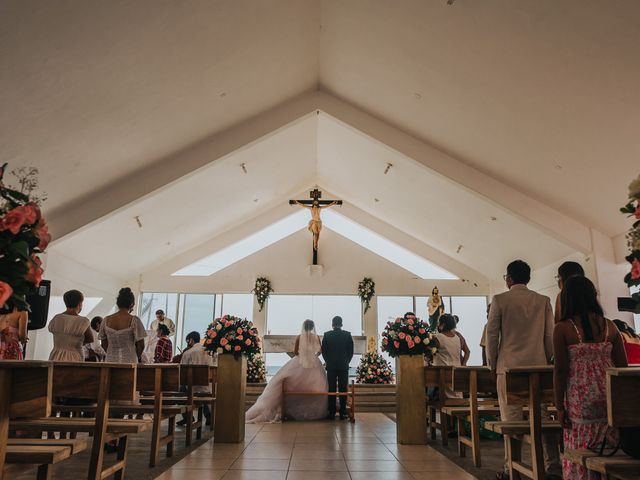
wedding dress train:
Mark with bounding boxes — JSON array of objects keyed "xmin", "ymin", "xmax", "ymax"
[{"xmin": 246, "ymin": 329, "xmax": 328, "ymax": 423}]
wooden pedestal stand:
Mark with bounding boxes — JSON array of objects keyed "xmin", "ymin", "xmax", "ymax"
[
  {"xmin": 214, "ymin": 354, "xmax": 247, "ymax": 443},
  {"xmin": 396, "ymin": 355, "xmax": 427, "ymax": 444}
]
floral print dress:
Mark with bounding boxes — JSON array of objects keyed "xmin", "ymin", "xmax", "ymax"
[
  {"xmin": 563, "ymin": 320, "xmax": 617, "ymax": 480},
  {"xmin": 0, "ymin": 325, "xmax": 23, "ymax": 360}
]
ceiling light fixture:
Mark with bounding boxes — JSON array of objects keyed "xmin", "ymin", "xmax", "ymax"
[
  {"xmin": 490, "ymin": 216, "xmax": 497, "ymax": 221},
  {"xmin": 134, "ymin": 216, "xmax": 142, "ymax": 228},
  {"xmin": 219, "ymin": 92, "xmax": 227, "ymax": 98},
  {"xmin": 384, "ymin": 163, "xmax": 393, "ymax": 174},
  {"xmin": 374, "ymin": 198, "xmax": 380, "ymax": 203},
  {"xmin": 554, "ymin": 164, "xmax": 563, "ymax": 170},
  {"xmin": 456, "ymin": 245, "xmax": 463, "ymax": 254},
  {"xmin": 447, "ymin": 0, "xmax": 455, "ymax": 5},
  {"xmin": 241, "ymin": 163, "xmax": 247, "ymax": 174},
  {"xmin": 414, "ymin": 93, "xmax": 422, "ymax": 100}
]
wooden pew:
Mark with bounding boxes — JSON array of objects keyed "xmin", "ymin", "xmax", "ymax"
[
  {"xmin": 0, "ymin": 360, "xmax": 54, "ymax": 480},
  {"xmin": 425, "ymin": 365, "xmax": 466, "ymax": 445},
  {"xmin": 281, "ymin": 380, "xmax": 356, "ymax": 423},
  {"xmin": 485, "ymin": 366, "xmax": 561, "ymax": 480},
  {"xmin": 442, "ymin": 366, "xmax": 499, "ymax": 467},
  {"xmin": 54, "ymin": 364, "xmax": 184, "ymax": 467},
  {"xmin": 564, "ymin": 367, "xmax": 640, "ymax": 478},
  {"xmin": 11, "ymin": 362, "xmax": 150, "ymax": 480},
  {"xmin": 142, "ymin": 365, "xmax": 216, "ymax": 443}
]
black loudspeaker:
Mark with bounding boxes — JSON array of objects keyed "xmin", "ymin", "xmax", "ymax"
[{"xmin": 26, "ymin": 279, "xmax": 51, "ymax": 331}]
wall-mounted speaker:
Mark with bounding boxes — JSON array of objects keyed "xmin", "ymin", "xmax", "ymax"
[{"xmin": 26, "ymin": 279, "xmax": 51, "ymax": 331}]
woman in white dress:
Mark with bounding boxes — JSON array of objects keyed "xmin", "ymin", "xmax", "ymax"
[
  {"xmin": 433, "ymin": 313, "xmax": 469, "ymax": 398},
  {"xmin": 246, "ymin": 320, "xmax": 328, "ymax": 423},
  {"xmin": 99, "ymin": 288, "xmax": 146, "ymax": 363},
  {"xmin": 48, "ymin": 290, "xmax": 93, "ymax": 362}
]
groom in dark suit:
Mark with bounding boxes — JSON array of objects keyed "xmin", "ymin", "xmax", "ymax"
[{"xmin": 321, "ymin": 316, "xmax": 354, "ymax": 420}]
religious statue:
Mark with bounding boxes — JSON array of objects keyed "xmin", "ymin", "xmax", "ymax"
[
  {"xmin": 289, "ymin": 189, "xmax": 342, "ymax": 265},
  {"xmin": 427, "ymin": 286, "xmax": 445, "ymax": 331}
]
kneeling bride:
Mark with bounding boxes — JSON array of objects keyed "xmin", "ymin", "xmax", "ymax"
[{"xmin": 246, "ymin": 320, "xmax": 328, "ymax": 423}]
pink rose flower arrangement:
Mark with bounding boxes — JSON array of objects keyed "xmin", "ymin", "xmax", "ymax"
[
  {"xmin": 631, "ymin": 258, "xmax": 640, "ymax": 281},
  {"xmin": 0, "ymin": 165, "xmax": 49, "ymax": 313},
  {"xmin": 381, "ymin": 316, "xmax": 437, "ymax": 358},
  {"xmin": 203, "ymin": 314, "xmax": 261, "ymax": 358},
  {"xmin": 621, "ymin": 175, "xmax": 640, "ymax": 310},
  {"xmin": 355, "ymin": 351, "xmax": 394, "ymax": 384}
]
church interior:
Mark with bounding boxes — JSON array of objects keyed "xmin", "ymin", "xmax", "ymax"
[{"xmin": 1, "ymin": 1, "xmax": 639, "ymax": 480}]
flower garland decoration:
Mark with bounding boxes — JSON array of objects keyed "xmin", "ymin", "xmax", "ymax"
[
  {"xmin": 355, "ymin": 351, "xmax": 394, "ymax": 384},
  {"xmin": 247, "ymin": 352, "xmax": 267, "ymax": 383},
  {"xmin": 0, "ymin": 164, "xmax": 50, "ymax": 312},
  {"xmin": 357, "ymin": 277, "xmax": 375, "ymax": 313},
  {"xmin": 621, "ymin": 173, "xmax": 640, "ymax": 308},
  {"xmin": 203, "ymin": 315, "xmax": 261, "ymax": 359},
  {"xmin": 252, "ymin": 276, "xmax": 273, "ymax": 312},
  {"xmin": 380, "ymin": 316, "xmax": 437, "ymax": 358}
]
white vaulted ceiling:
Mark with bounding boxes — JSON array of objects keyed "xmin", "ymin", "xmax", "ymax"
[{"xmin": 2, "ymin": 0, "xmax": 638, "ymax": 282}]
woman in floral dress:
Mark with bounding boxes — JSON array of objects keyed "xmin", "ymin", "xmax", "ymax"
[
  {"xmin": 553, "ymin": 277, "xmax": 628, "ymax": 480},
  {"xmin": 0, "ymin": 309, "xmax": 28, "ymax": 360}
]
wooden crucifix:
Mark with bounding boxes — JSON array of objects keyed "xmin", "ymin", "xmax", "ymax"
[{"xmin": 289, "ymin": 188, "xmax": 342, "ymax": 265}]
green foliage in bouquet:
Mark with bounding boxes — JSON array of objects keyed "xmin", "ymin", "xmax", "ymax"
[
  {"xmin": 247, "ymin": 353, "xmax": 267, "ymax": 383},
  {"xmin": 355, "ymin": 351, "xmax": 394, "ymax": 384},
  {"xmin": 0, "ymin": 164, "xmax": 50, "ymax": 312},
  {"xmin": 203, "ymin": 315, "xmax": 261, "ymax": 359},
  {"xmin": 381, "ymin": 316, "xmax": 438, "ymax": 358},
  {"xmin": 358, "ymin": 277, "xmax": 375, "ymax": 313},
  {"xmin": 252, "ymin": 276, "xmax": 273, "ymax": 312},
  {"xmin": 621, "ymin": 173, "xmax": 640, "ymax": 308}
]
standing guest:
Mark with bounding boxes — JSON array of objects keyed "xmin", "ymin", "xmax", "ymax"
[
  {"xmin": 48, "ymin": 290, "xmax": 93, "ymax": 362},
  {"xmin": 487, "ymin": 260, "xmax": 561, "ymax": 480},
  {"xmin": 480, "ymin": 303, "xmax": 491, "ymax": 366},
  {"xmin": 149, "ymin": 309, "xmax": 176, "ymax": 337},
  {"xmin": 154, "ymin": 324, "xmax": 173, "ymax": 363},
  {"xmin": 100, "ymin": 288, "xmax": 146, "ymax": 363},
  {"xmin": 84, "ymin": 316, "xmax": 106, "ymax": 362},
  {"xmin": 612, "ymin": 319, "xmax": 640, "ymax": 364},
  {"xmin": 554, "ymin": 277, "xmax": 628, "ymax": 480},
  {"xmin": 178, "ymin": 331, "xmax": 214, "ymax": 426},
  {"xmin": 554, "ymin": 261, "xmax": 585, "ymax": 323},
  {"xmin": 0, "ymin": 309, "xmax": 27, "ymax": 360},
  {"xmin": 433, "ymin": 314, "xmax": 468, "ymax": 398},
  {"xmin": 322, "ymin": 316, "xmax": 354, "ymax": 420}
]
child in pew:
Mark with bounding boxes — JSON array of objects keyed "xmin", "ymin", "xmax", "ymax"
[
  {"xmin": 553, "ymin": 277, "xmax": 628, "ymax": 480},
  {"xmin": 177, "ymin": 331, "xmax": 214, "ymax": 427}
]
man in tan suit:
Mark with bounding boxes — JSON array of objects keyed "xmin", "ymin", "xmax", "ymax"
[{"xmin": 487, "ymin": 260, "xmax": 561, "ymax": 480}]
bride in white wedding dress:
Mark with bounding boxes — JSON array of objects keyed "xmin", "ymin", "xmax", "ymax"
[{"xmin": 246, "ymin": 320, "xmax": 328, "ymax": 423}]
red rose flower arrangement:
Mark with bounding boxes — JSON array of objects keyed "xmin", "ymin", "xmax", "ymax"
[
  {"xmin": 380, "ymin": 316, "xmax": 437, "ymax": 358},
  {"xmin": 621, "ymin": 173, "xmax": 640, "ymax": 311},
  {"xmin": 203, "ymin": 315, "xmax": 261, "ymax": 359},
  {"xmin": 0, "ymin": 164, "xmax": 49, "ymax": 312}
]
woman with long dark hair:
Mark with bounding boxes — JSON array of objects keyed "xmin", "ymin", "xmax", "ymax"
[{"xmin": 553, "ymin": 277, "xmax": 628, "ymax": 480}]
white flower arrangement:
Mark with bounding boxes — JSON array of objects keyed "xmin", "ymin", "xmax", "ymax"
[
  {"xmin": 252, "ymin": 276, "xmax": 273, "ymax": 312},
  {"xmin": 357, "ymin": 277, "xmax": 375, "ymax": 314}
]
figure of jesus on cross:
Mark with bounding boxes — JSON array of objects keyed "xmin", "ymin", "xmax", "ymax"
[{"xmin": 290, "ymin": 189, "xmax": 342, "ymax": 265}]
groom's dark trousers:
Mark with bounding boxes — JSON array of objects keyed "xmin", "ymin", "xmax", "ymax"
[{"xmin": 322, "ymin": 328, "xmax": 354, "ymax": 416}]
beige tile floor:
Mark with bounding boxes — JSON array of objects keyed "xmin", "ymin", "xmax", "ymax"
[{"xmin": 155, "ymin": 413, "xmax": 477, "ymax": 480}]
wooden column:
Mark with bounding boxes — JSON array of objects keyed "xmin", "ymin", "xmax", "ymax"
[
  {"xmin": 214, "ymin": 354, "xmax": 247, "ymax": 443},
  {"xmin": 396, "ymin": 355, "xmax": 427, "ymax": 444}
]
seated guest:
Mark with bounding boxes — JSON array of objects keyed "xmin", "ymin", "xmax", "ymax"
[
  {"xmin": 0, "ymin": 309, "xmax": 28, "ymax": 360},
  {"xmin": 612, "ymin": 319, "xmax": 640, "ymax": 364},
  {"xmin": 178, "ymin": 331, "xmax": 214, "ymax": 426},
  {"xmin": 480, "ymin": 303, "xmax": 490, "ymax": 365},
  {"xmin": 84, "ymin": 316, "xmax": 106, "ymax": 362},
  {"xmin": 154, "ymin": 324, "xmax": 173, "ymax": 363},
  {"xmin": 48, "ymin": 290, "xmax": 93, "ymax": 362},
  {"xmin": 100, "ymin": 288, "xmax": 146, "ymax": 363},
  {"xmin": 553, "ymin": 277, "xmax": 628, "ymax": 480},
  {"xmin": 554, "ymin": 261, "xmax": 585, "ymax": 323}
]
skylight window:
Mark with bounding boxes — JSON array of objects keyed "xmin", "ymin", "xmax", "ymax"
[
  {"xmin": 322, "ymin": 210, "xmax": 457, "ymax": 280},
  {"xmin": 172, "ymin": 208, "xmax": 457, "ymax": 280},
  {"xmin": 172, "ymin": 210, "xmax": 308, "ymax": 276}
]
